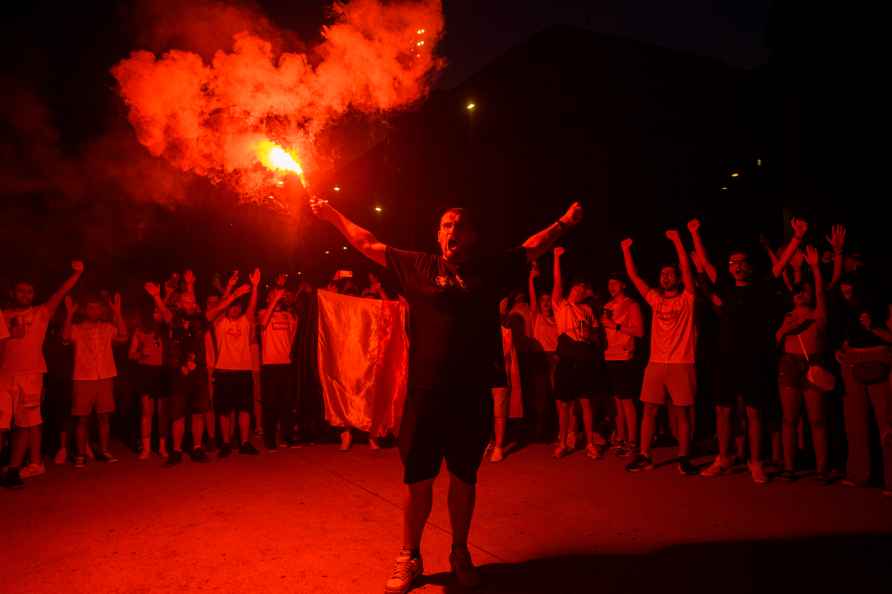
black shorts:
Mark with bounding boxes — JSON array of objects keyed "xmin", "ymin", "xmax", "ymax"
[
  {"xmin": 605, "ymin": 360, "xmax": 643, "ymax": 400},
  {"xmin": 213, "ymin": 370, "xmax": 253, "ymax": 414},
  {"xmin": 171, "ymin": 369, "xmax": 211, "ymax": 419},
  {"xmin": 713, "ymin": 354, "xmax": 775, "ymax": 409},
  {"xmin": 398, "ymin": 386, "xmax": 493, "ymax": 485},
  {"xmin": 132, "ymin": 364, "xmax": 169, "ymax": 398}
]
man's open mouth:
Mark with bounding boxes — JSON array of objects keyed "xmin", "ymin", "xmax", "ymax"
[{"xmin": 447, "ymin": 238, "xmax": 458, "ymax": 250}]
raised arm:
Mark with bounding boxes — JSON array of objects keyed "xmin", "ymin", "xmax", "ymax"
[
  {"xmin": 206, "ymin": 284, "xmax": 251, "ymax": 321},
  {"xmin": 62, "ymin": 296, "xmax": 77, "ymax": 343},
  {"xmin": 826, "ymin": 224, "xmax": 846, "ymax": 289},
  {"xmin": 760, "ymin": 236, "xmax": 793, "ymax": 291},
  {"xmin": 45, "ymin": 260, "xmax": 84, "ymax": 316},
  {"xmin": 686, "ymin": 220, "xmax": 717, "ymax": 284},
  {"xmin": 772, "ymin": 217, "xmax": 808, "ymax": 278},
  {"xmin": 528, "ymin": 263, "xmax": 541, "ymax": 317},
  {"xmin": 522, "ymin": 202, "xmax": 583, "ymax": 262},
  {"xmin": 109, "ymin": 293, "xmax": 129, "ymax": 342},
  {"xmin": 805, "ymin": 246, "xmax": 828, "ymax": 330},
  {"xmin": 551, "ymin": 247, "xmax": 566, "ymax": 311},
  {"xmin": 310, "ymin": 198, "xmax": 387, "ymax": 267},
  {"xmin": 144, "ymin": 282, "xmax": 173, "ymax": 324},
  {"xmin": 259, "ymin": 288, "xmax": 284, "ymax": 329},
  {"xmin": 246, "ymin": 268, "xmax": 260, "ymax": 320},
  {"xmin": 621, "ymin": 239, "xmax": 651, "ymax": 298},
  {"xmin": 666, "ymin": 230, "xmax": 694, "ymax": 295}
]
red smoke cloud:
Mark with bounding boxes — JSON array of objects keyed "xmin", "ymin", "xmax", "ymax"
[{"xmin": 112, "ymin": 0, "xmax": 444, "ymax": 205}]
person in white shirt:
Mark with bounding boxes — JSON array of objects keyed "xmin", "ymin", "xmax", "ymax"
[
  {"xmin": 527, "ymin": 262, "xmax": 561, "ymax": 443},
  {"xmin": 0, "ymin": 261, "xmax": 83, "ymax": 487},
  {"xmin": 600, "ymin": 273, "xmax": 645, "ymax": 458},
  {"xmin": 621, "ymin": 230, "xmax": 699, "ymax": 475},
  {"xmin": 551, "ymin": 247, "xmax": 606, "ymax": 460},
  {"xmin": 207, "ymin": 268, "xmax": 260, "ymax": 457},
  {"xmin": 258, "ymin": 287, "xmax": 298, "ymax": 451},
  {"xmin": 63, "ymin": 291, "xmax": 128, "ymax": 468}
]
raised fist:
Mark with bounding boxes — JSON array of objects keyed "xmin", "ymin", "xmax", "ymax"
[
  {"xmin": 620, "ymin": 238, "xmax": 634, "ymax": 251},
  {"xmin": 71, "ymin": 260, "xmax": 84, "ymax": 273},
  {"xmin": 665, "ymin": 229, "xmax": 681, "ymax": 242},
  {"xmin": 687, "ymin": 219, "xmax": 701, "ymax": 234},
  {"xmin": 249, "ymin": 268, "xmax": 261, "ymax": 287},
  {"xmin": 144, "ymin": 282, "xmax": 161, "ymax": 297},
  {"xmin": 553, "ymin": 246, "xmax": 566, "ymax": 257}
]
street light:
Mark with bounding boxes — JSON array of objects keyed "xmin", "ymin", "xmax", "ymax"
[
  {"xmin": 466, "ymin": 101, "xmax": 476, "ymax": 112},
  {"xmin": 730, "ymin": 172, "xmax": 740, "ymax": 178},
  {"xmin": 374, "ymin": 205, "xmax": 383, "ymax": 213},
  {"xmin": 333, "ymin": 185, "xmax": 341, "ymax": 192}
]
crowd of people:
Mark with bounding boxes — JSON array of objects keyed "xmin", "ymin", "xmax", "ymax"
[{"xmin": 1, "ymin": 216, "xmax": 891, "ymax": 501}]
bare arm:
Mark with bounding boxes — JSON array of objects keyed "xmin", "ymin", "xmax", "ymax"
[
  {"xmin": 207, "ymin": 285, "xmax": 251, "ymax": 321},
  {"xmin": 522, "ymin": 202, "xmax": 583, "ymax": 262},
  {"xmin": 245, "ymin": 268, "xmax": 260, "ymax": 320},
  {"xmin": 144, "ymin": 282, "xmax": 173, "ymax": 324},
  {"xmin": 528, "ymin": 264, "xmax": 541, "ymax": 317},
  {"xmin": 45, "ymin": 260, "xmax": 84, "ymax": 317},
  {"xmin": 805, "ymin": 246, "xmax": 828, "ymax": 331},
  {"xmin": 826, "ymin": 225, "xmax": 846, "ymax": 289},
  {"xmin": 310, "ymin": 198, "xmax": 387, "ymax": 267},
  {"xmin": 666, "ymin": 230, "xmax": 695, "ymax": 295},
  {"xmin": 259, "ymin": 289, "xmax": 284, "ymax": 329},
  {"xmin": 772, "ymin": 217, "xmax": 808, "ymax": 278},
  {"xmin": 621, "ymin": 239, "xmax": 651, "ymax": 298},
  {"xmin": 686, "ymin": 220, "xmax": 716, "ymax": 284},
  {"xmin": 551, "ymin": 247, "xmax": 566, "ymax": 311},
  {"xmin": 109, "ymin": 293, "xmax": 129, "ymax": 342}
]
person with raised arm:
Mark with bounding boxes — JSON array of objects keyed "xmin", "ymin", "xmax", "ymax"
[
  {"xmin": 0, "ymin": 261, "xmax": 83, "ymax": 487},
  {"xmin": 600, "ymin": 272, "xmax": 645, "ymax": 458},
  {"xmin": 621, "ymin": 230, "xmax": 699, "ymax": 476},
  {"xmin": 527, "ymin": 262, "xmax": 560, "ymax": 442},
  {"xmin": 551, "ymin": 246, "xmax": 605, "ymax": 460},
  {"xmin": 64, "ymin": 290, "xmax": 128, "ymax": 468},
  {"xmin": 309, "ymin": 195, "xmax": 582, "ymax": 594},
  {"xmin": 688, "ymin": 218, "xmax": 801, "ymax": 484},
  {"xmin": 775, "ymin": 246, "xmax": 833, "ymax": 482},
  {"xmin": 131, "ymin": 282, "xmax": 171, "ymax": 461},
  {"xmin": 258, "ymin": 285, "xmax": 298, "ymax": 451},
  {"xmin": 207, "ymin": 268, "xmax": 260, "ymax": 457}
]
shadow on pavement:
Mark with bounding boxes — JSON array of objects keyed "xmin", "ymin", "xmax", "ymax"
[{"xmin": 421, "ymin": 533, "xmax": 892, "ymax": 593}]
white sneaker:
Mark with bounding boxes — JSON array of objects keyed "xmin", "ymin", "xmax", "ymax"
[
  {"xmin": 449, "ymin": 547, "xmax": 481, "ymax": 589},
  {"xmin": 383, "ymin": 551, "xmax": 423, "ymax": 594},
  {"xmin": 20, "ymin": 463, "xmax": 46, "ymax": 478},
  {"xmin": 490, "ymin": 447, "xmax": 505, "ymax": 463},
  {"xmin": 53, "ymin": 449, "xmax": 68, "ymax": 465}
]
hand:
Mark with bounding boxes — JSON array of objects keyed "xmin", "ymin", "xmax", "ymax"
[
  {"xmin": 64, "ymin": 295, "xmax": 77, "ymax": 315},
  {"xmin": 805, "ymin": 245, "xmax": 820, "ymax": 268},
  {"xmin": 826, "ymin": 224, "xmax": 846, "ymax": 254},
  {"xmin": 109, "ymin": 292, "xmax": 123, "ymax": 314},
  {"xmin": 249, "ymin": 268, "xmax": 261, "ymax": 287},
  {"xmin": 226, "ymin": 271, "xmax": 239, "ymax": 290},
  {"xmin": 687, "ymin": 219, "xmax": 701, "ymax": 234},
  {"xmin": 71, "ymin": 260, "xmax": 84, "ymax": 273},
  {"xmin": 144, "ymin": 282, "xmax": 161, "ymax": 298},
  {"xmin": 275, "ymin": 273, "xmax": 287, "ymax": 288},
  {"xmin": 665, "ymin": 229, "xmax": 681, "ymax": 242},
  {"xmin": 553, "ymin": 246, "xmax": 565, "ymax": 257},
  {"xmin": 559, "ymin": 202, "xmax": 583, "ymax": 227},
  {"xmin": 791, "ymin": 217, "xmax": 808, "ymax": 240},
  {"xmin": 269, "ymin": 288, "xmax": 285, "ymax": 304},
  {"xmin": 309, "ymin": 196, "xmax": 337, "ymax": 222},
  {"xmin": 620, "ymin": 238, "xmax": 634, "ymax": 251},
  {"xmin": 183, "ymin": 270, "xmax": 196, "ymax": 286},
  {"xmin": 234, "ymin": 284, "xmax": 251, "ymax": 298}
]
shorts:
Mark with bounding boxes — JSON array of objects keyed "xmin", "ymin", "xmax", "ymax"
[
  {"xmin": 132, "ymin": 364, "xmax": 169, "ymax": 398},
  {"xmin": 0, "ymin": 373, "xmax": 44, "ymax": 429},
  {"xmin": 399, "ymin": 386, "xmax": 493, "ymax": 485},
  {"xmin": 72, "ymin": 379, "xmax": 116, "ymax": 416},
  {"xmin": 640, "ymin": 363, "xmax": 696, "ymax": 407},
  {"xmin": 213, "ymin": 370, "xmax": 253, "ymax": 414},
  {"xmin": 555, "ymin": 356, "xmax": 601, "ymax": 401},
  {"xmin": 713, "ymin": 355, "xmax": 775, "ymax": 408},
  {"xmin": 171, "ymin": 369, "xmax": 211, "ymax": 419},
  {"xmin": 605, "ymin": 360, "xmax": 643, "ymax": 400}
]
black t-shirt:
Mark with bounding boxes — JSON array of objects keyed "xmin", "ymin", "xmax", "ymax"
[
  {"xmin": 714, "ymin": 275, "xmax": 787, "ymax": 360},
  {"xmin": 168, "ymin": 312, "xmax": 208, "ymax": 369},
  {"xmin": 386, "ymin": 246, "xmax": 528, "ymax": 391}
]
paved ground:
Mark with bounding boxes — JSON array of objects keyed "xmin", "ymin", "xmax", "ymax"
[{"xmin": 3, "ymin": 442, "xmax": 892, "ymax": 594}]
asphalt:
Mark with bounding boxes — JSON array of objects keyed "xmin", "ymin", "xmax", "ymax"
[{"xmin": 3, "ymin": 442, "xmax": 891, "ymax": 594}]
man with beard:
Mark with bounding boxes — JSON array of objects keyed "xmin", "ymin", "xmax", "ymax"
[{"xmin": 309, "ymin": 196, "xmax": 582, "ymax": 594}]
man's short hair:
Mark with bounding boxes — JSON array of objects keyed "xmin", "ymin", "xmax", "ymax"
[
  {"xmin": 607, "ymin": 272, "xmax": 627, "ymax": 285},
  {"xmin": 438, "ymin": 207, "xmax": 477, "ymax": 230}
]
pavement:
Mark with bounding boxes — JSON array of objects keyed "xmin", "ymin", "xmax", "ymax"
[{"xmin": 3, "ymin": 441, "xmax": 892, "ymax": 594}]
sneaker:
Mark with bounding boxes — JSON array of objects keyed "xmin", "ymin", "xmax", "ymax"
[
  {"xmin": 449, "ymin": 546, "xmax": 481, "ymax": 589},
  {"xmin": 2, "ymin": 468, "xmax": 24, "ymax": 489},
  {"xmin": 95, "ymin": 451, "xmax": 118, "ymax": 464},
  {"xmin": 239, "ymin": 442, "xmax": 260, "ymax": 455},
  {"xmin": 700, "ymin": 458, "xmax": 732, "ymax": 478},
  {"xmin": 625, "ymin": 454, "xmax": 654, "ymax": 472},
  {"xmin": 383, "ymin": 550, "xmax": 423, "ymax": 594},
  {"xmin": 53, "ymin": 448, "xmax": 68, "ymax": 465},
  {"xmin": 677, "ymin": 457, "xmax": 698, "ymax": 476},
  {"xmin": 190, "ymin": 448, "xmax": 210, "ymax": 463},
  {"xmin": 490, "ymin": 447, "xmax": 505, "ymax": 463},
  {"xmin": 74, "ymin": 456, "xmax": 87, "ymax": 469},
  {"xmin": 165, "ymin": 451, "xmax": 183, "ymax": 467},
  {"xmin": 586, "ymin": 444, "xmax": 606, "ymax": 460},
  {"xmin": 20, "ymin": 463, "xmax": 46, "ymax": 479},
  {"xmin": 339, "ymin": 431, "xmax": 353, "ymax": 451},
  {"xmin": 776, "ymin": 469, "xmax": 798, "ymax": 482},
  {"xmin": 749, "ymin": 462, "xmax": 769, "ymax": 485},
  {"xmin": 218, "ymin": 444, "xmax": 233, "ymax": 459}
]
